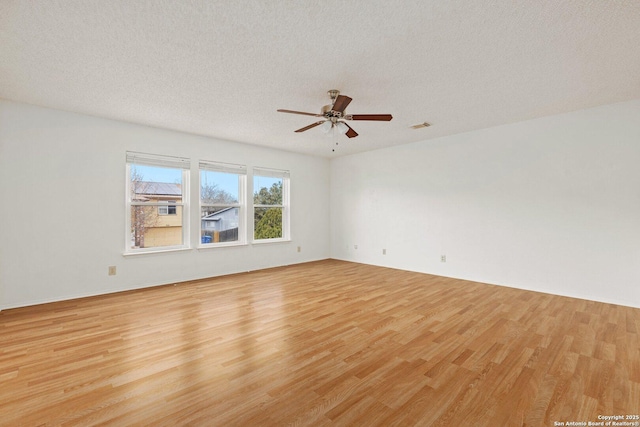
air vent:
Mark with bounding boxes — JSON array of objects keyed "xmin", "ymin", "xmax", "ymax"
[{"xmin": 410, "ymin": 122, "xmax": 431, "ymax": 129}]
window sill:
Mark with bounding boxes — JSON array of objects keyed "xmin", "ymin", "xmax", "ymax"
[
  {"xmin": 252, "ymin": 238, "xmax": 291, "ymax": 245},
  {"xmin": 197, "ymin": 242, "xmax": 248, "ymax": 250},
  {"xmin": 123, "ymin": 247, "xmax": 192, "ymax": 257}
]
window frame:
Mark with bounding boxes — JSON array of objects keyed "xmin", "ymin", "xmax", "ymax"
[
  {"xmin": 125, "ymin": 152, "xmax": 191, "ymax": 255},
  {"xmin": 199, "ymin": 160, "xmax": 247, "ymax": 248},
  {"xmin": 252, "ymin": 167, "xmax": 290, "ymax": 243}
]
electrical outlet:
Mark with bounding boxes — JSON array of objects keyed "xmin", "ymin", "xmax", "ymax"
[
  {"xmin": 441, "ymin": 255, "xmax": 446, "ymax": 263},
  {"xmin": 108, "ymin": 266, "xmax": 116, "ymax": 276},
  {"xmin": 382, "ymin": 249, "xmax": 386, "ymax": 255},
  {"xmin": 297, "ymin": 246, "xmax": 301, "ymax": 253},
  {"xmin": 354, "ymin": 244, "xmax": 358, "ymax": 249}
]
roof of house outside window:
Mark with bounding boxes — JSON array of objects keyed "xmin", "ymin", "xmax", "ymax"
[
  {"xmin": 134, "ymin": 182, "xmax": 182, "ymax": 196},
  {"xmin": 202, "ymin": 207, "xmax": 236, "ymax": 222}
]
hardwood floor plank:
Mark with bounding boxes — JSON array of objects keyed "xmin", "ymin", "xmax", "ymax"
[{"xmin": 1, "ymin": 259, "xmax": 639, "ymax": 426}]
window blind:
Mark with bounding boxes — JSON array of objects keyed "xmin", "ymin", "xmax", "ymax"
[
  {"xmin": 126, "ymin": 151, "xmax": 190, "ymax": 169},
  {"xmin": 199, "ymin": 160, "xmax": 247, "ymax": 174},
  {"xmin": 253, "ymin": 167, "xmax": 290, "ymax": 179}
]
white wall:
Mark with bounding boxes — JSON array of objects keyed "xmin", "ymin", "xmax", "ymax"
[
  {"xmin": 330, "ymin": 100, "xmax": 640, "ymax": 308},
  {"xmin": 0, "ymin": 100, "xmax": 330, "ymax": 309},
  {"xmin": 3, "ymin": 99, "xmax": 639, "ymax": 310}
]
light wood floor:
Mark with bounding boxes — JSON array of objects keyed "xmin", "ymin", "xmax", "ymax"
[{"xmin": 1, "ymin": 260, "xmax": 639, "ymax": 426}]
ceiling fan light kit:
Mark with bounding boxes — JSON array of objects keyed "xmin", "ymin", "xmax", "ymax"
[
  {"xmin": 277, "ymin": 90, "xmax": 393, "ymax": 141},
  {"xmin": 321, "ymin": 121, "xmax": 350, "ymax": 138},
  {"xmin": 336, "ymin": 121, "xmax": 349, "ymax": 135}
]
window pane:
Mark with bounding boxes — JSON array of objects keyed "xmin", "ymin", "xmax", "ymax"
[
  {"xmin": 126, "ymin": 153, "xmax": 189, "ymax": 253},
  {"xmin": 131, "ymin": 165, "xmax": 182, "ymax": 188},
  {"xmin": 201, "ymin": 206, "xmax": 239, "ymax": 243},
  {"xmin": 254, "ymin": 207, "xmax": 283, "ymax": 240},
  {"xmin": 201, "ymin": 170, "xmax": 239, "ymax": 203},
  {"xmin": 253, "ymin": 176, "xmax": 283, "ymax": 205},
  {"xmin": 131, "ymin": 165, "xmax": 182, "ymax": 202},
  {"xmin": 130, "ymin": 205, "xmax": 183, "ymax": 249}
]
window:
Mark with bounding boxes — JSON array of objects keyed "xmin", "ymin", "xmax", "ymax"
[
  {"xmin": 158, "ymin": 201, "xmax": 177, "ymax": 215},
  {"xmin": 200, "ymin": 161, "xmax": 246, "ymax": 246},
  {"xmin": 253, "ymin": 167, "xmax": 290, "ymax": 241},
  {"xmin": 126, "ymin": 152, "xmax": 190, "ymax": 253}
]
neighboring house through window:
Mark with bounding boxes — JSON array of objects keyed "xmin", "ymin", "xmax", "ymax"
[
  {"xmin": 199, "ymin": 160, "xmax": 246, "ymax": 245},
  {"xmin": 126, "ymin": 152, "xmax": 190, "ymax": 252}
]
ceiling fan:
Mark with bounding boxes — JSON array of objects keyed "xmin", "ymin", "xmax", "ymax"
[{"xmin": 277, "ymin": 89, "xmax": 393, "ymax": 138}]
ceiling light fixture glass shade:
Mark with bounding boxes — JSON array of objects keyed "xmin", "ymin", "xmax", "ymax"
[
  {"xmin": 336, "ymin": 122, "xmax": 348, "ymax": 135},
  {"xmin": 321, "ymin": 120, "xmax": 332, "ymax": 133}
]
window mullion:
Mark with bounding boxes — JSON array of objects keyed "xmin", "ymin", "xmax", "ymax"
[{"xmin": 130, "ymin": 202, "xmax": 185, "ymax": 206}]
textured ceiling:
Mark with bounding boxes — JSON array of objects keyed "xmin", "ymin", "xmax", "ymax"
[{"xmin": 1, "ymin": 1, "xmax": 639, "ymax": 158}]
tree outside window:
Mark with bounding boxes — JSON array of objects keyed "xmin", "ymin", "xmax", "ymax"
[{"xmin": 253, "ymin": 168, "xmax": 289, "ymax": 241}]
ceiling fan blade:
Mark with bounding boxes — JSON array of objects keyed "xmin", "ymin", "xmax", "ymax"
[
  {"xmin": 331, "ymin": 95, "xmax": 352, "ymax": 113},
  {"xmin": 294, "ymin": 121, "xmax": 325, "ymax": 133},
  {"xmin": 344, "ymin": 123, "xmax": 358, "ymax": 138},
  {"xmin": 278, "ymin": 109, "xmax": 324, "ymax": 117},
  {"xmin": 349, "ymin": 114, "xmax": 393, "ymax": 121}
]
